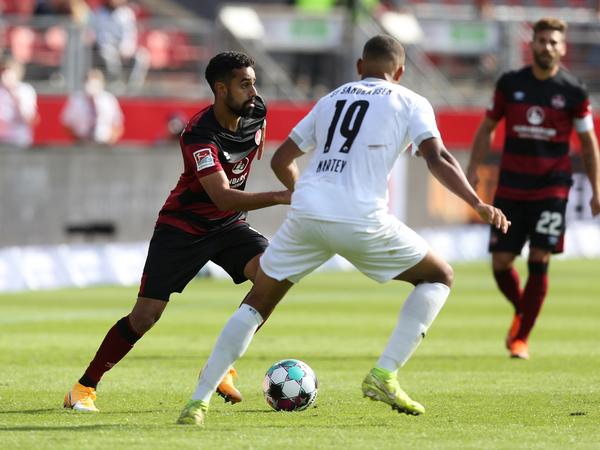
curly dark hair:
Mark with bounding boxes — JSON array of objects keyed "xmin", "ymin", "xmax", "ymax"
[{"xmin": 205, "ymin": 51, "xmax": 255, "ymax": 94}]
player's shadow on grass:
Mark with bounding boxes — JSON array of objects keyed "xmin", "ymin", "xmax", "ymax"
[
  {"xmin": 0, "ymin": 408, "xmax": 169, "ymax": 415},
  {"xmin": 0, "ymin": 408, "xmax": 58, "ymax": 414},
  {"xmin": 0, "ymin": 425, "xmax": 126, "ymax": 432},
  {"xmin": 128, "ymin": 354, "xmax": 193, "ymax": 361},
  {"xmin": 247, "ymin": 354, "xmax": 374, "ymax": 362}
]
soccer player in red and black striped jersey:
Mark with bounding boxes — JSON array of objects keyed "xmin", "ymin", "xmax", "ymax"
[
  {"xmin": 467, "ymin": 18, "xmax": 600, "ymax": 359},
  {"xmin": 64, "ymin": 52, "xmax": 291, "ymax": 412}
]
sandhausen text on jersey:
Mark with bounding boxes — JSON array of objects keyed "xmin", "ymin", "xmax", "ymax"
[{"xmin": 333, "ymin": 85, "xmax": 392, "ymax": 97}]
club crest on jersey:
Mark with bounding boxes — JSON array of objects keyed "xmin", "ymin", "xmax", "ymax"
[
  {"xmin": 193, "ymin": 148, "xmax": 215, "ymax": 171},
  {"xmin": 551, "ymin": 94, "xmax": 566, "ymax": 109},
  {"xmin": 526, "ymin": 106, "xmax": 545, "ymax": 125},
  {"xmin": 255, "ymin": 128, "xmax": 262, "ymax": 145},
  {"xmin": 232, "ymin": 157, "xmax": 249, "ymax": 175}
]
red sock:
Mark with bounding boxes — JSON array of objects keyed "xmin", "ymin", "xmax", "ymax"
[
  {"xmin": 80, "ymin": 316, "xmax": 141, "ymax": 388},
  {"xmin": 493, "ymin": 267, "xmax": 523, "ymax": 314},
  {"xmin": 516, "ymin": 262, "xmax": 549, "ymax": 342}
]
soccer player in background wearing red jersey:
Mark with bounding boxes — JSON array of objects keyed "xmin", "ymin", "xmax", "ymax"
[
  {"xmin": 64, "ymin": 52, "xmax": 291, "ymax": 412},
  {"xmin": 467, "ymin": 18, "xmax": 600, "ymax": 359}
]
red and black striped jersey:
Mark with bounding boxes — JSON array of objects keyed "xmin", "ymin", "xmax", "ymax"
[
  {"xmin": 487, "ymin": 66, "xmax": 591, "ymax": 201},
  {"xmin": 156, "ymin": 96, "xmax": 266, "ymax": 235}
]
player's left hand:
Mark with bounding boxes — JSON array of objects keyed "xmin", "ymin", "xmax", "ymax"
[
  {"xmin": 475, "ymin": 202, "xmax": 511, "ymax": 234},
  {"xmin": 590, "ymin": 194, "xmax": 600, "ymax": 217}
]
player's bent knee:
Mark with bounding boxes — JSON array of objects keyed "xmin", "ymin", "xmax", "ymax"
[
  {"xmin": 129, "ymin": 307, "xmax": 164, "ymax": 335},
  {"xmin": 129, "ymin": 314, "xmax": 159, "ymax": 335},
  {"xmin": 435, "ymin": 263, "xmax": 454, "ymax": 288}
]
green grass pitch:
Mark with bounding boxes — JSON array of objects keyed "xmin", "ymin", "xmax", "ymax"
[{"xmin": 1, "ymin": 259, "xmax": 599, "ymax": 449}]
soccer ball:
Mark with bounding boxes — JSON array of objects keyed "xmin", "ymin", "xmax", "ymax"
[{"xmin": 262, "ymin": 359, "xmax": 318, "ymax": 411}]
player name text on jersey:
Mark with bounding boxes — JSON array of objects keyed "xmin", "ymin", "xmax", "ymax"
[{"xmin": 316, "ymin": 158, "xmax": 347, "ymax": 174}]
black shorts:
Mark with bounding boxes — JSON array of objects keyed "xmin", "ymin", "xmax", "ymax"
[
  {"xmin": 489, "ymin": 197, "xmax": 567, "ymax": 255},
  {"xmin": 138, "ymin": 223, "xmax": 268, "ymax": 301}
]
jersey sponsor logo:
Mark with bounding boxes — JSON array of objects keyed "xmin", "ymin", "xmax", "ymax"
[
  {"xmin": 526, "ymin": 106, "xmax": 545, "ymax": 125},
  {"xmin": 513, "ymin": 91, "xmax": 525, "ymax": 101},
  {"xmin": 255, "ymin": 128, "xmax": 262, "ymax": 145},
  {"xmin": 513, "ymin": 125, "xmax": 556, "ymax": 140},
  {"xmin": 229, "ymin": 173, "xmax": 247, "ymax": 188},
  {"xmin": 551, "ymin": 94, "xmax": 566, "ymax": 109},
  {"xmin": 193, "ymin": 148, "xmax": 215, "ymax": 171},
  {"xmin": 232, "ymin": 157, "xmax": 249, "ymax": 175}
]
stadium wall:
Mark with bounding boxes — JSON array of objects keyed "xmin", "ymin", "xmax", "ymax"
[
  {"xmin": 2, "ymin": 99, "xmax": 599, "ymax": 292},
  {"xmin": 31, "ymin": 96, "xmax": 598, "ymax": 150}
]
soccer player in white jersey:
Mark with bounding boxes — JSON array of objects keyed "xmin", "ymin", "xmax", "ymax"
[{"xmin": 177, "ymin": 34, "xmax": 510, "ymax": 426}]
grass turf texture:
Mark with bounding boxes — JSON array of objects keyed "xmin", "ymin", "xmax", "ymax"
[{"xmin": 1, "ymin": 259, "xmax": 599, "ymax": 449}]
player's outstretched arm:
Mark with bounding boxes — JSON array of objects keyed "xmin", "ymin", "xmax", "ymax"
[
  {"xmin": 420, "ymin": 137, "xmax": 510, "ymax": 233},
  {"xmin": 577, "ymin": 129, "xmax": 600, "ymax": 216},
  {"xmin": 466, "ymin": 117, "xmax": 498, "ymax": 188},
  {"xmin": 199, "ymin": 171, "xmax": 291, "ymax": 212},
  {"xmin": 271, "ymin": 138, "xmax": 304, "ymax": 191}
]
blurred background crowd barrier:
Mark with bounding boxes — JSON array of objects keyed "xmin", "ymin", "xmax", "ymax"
[{"xmin": 1, "ymin": 0, "xmax": 600, "ymax": 291}]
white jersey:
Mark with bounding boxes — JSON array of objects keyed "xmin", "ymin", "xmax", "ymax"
[{"xmin": 290, "ymin": 77, "xmax": 441, "ymax": 225}]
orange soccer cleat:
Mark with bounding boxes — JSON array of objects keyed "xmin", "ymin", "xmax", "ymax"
[
  {"xmin": 509, "ymin": 339, "xmax": 529, "ymax": 360},
  {"xmin": 64, "ymin": 382, "xmax": 99, "ymax": 412},
  {"xmin": 216, "ymin": 367, "xmax": 242, "ymax": 404},
  {"xmin": 505, "ymin": 313, "xmax": 522, "ymax": 349}
]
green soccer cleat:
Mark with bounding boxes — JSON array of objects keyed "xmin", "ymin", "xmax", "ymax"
[
  {"xmin": 361, "ymin": 369, "xmax": 425, "ymax": 416},
  {"xmin": 176, "ymin": 400, "xmax": 209, "ymax": 427}
]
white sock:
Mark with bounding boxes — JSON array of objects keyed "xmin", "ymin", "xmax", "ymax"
[
  {"xmin": 191, "ymin": 304, "xmax": 263, "ymax": 402},
  {"xmin": 376, "ymin": 282, "xmax": 450, "ymax": 371}
]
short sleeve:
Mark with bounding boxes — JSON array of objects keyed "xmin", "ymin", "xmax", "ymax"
[
  {"xmin": 184, "ymin": 143, "xmax": 223, "ymax": 177},
  {"xmin": 289, "ymin": 106, "xmax": 317, "ymax": 153},
  {"xmin": 486, "ymin": 74, "xmax": 507, "ymax": 121},
  {"xmin": 408, "ymin": 94, "xmax": 441, "ymax": 147},
  {"xmin": 572, "ymin": 85, "xmax": 594, "ymax": 133},
  {"xmin": 61, "ymin": 95, "xmax": 76, "ymax": 125},
  {"xmin": 111, "ymin": 96, "xmax": 124, "ymax": 126},
  {"xmin": 19, "ymin": 83, "xmax": 37, "ymax": 121}
]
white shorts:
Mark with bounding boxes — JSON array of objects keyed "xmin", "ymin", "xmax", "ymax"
[{"xmin": 260, "ymin": 213, "xmax": 429, "ymax": 284}]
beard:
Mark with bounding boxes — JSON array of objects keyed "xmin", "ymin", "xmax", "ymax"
[
  {"xmin": 533, "ymin": 51, "xmax": 558, "ymax": 71},
  {"xmin": 226, "ymin": 94, "xmax": 255, "ymax": 118}
]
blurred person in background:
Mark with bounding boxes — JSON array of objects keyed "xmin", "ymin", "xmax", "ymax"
[
  {"xmin": 90, "ymin": 0, "xmax": 149, "ymax": 89},
  {"xmin": 64, "ymin": 51, "xmax": 291, "ymax": 413},
  {"xmin": 34, "ymin": 0, "xmax": 89, "ymax": 23},
  {"xmin": 0, "ymin": 59, "xmax": 38, "ymax": 148},
  {"xmin": 61, "ymin": 68, "xmax": 124, "ymax": 144},
  {"xmin": 467, "ymin": 18, "xmax": 600, "ymax": 360},
  {"xmin": 153, "ymin": 111, "xmax": 188, "ymax": 146}
]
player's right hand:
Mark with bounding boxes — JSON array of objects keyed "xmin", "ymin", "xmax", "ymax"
[{"xmin": 475, "ymin": 203, "xmax": 511, "ymax": 234}]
